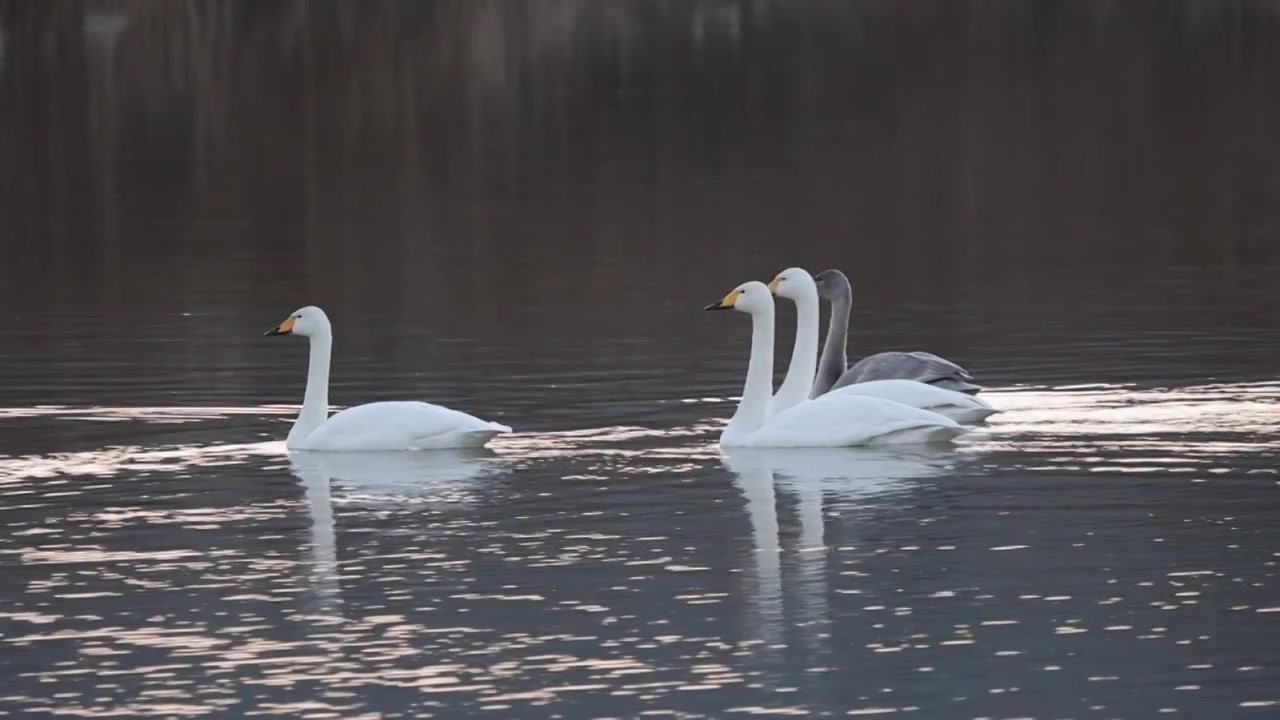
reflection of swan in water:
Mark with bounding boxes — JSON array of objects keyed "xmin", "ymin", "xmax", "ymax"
[
  {"xmin": 291, "ymin": 449, "xmax": 502, "ymax": 506},
  {"xmin": 722, "ymin": 450, "xmax": 784, "ymax": 651},
  {"xmin": 286, "ymin": 450, "xmax": 504, "ymax": 615},
  {"xmin": 288, "ymin": 454, "xmax": 344, "ymax": 619},
  {"xmin": 721, "ymin": 448, "xmax": 955, "ymax": 668}
]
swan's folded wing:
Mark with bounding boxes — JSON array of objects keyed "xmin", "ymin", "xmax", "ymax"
[
  {"xmin": 834, "ymin": 352, "xmax": 976, "ymax": 390},
  {"xmin": 825, "ymin": 379, "xmax": 991, "ymax": 410},
  {"xmin": 749, "ymin": 394, "xmax": 964, "ymax": 447},
  {"xmin": 303, "ymin": 401, "xmax": 508, "ymax": 451},
  {"xmin": 905, "ymin": 351, "xmax": 974, "ymax": 378}
]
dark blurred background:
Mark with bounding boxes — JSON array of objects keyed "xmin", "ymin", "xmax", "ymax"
[
  {"xmin": 2, "ymin": 10, "xmax": 1279, "ymax": 716},
  {"xmin": 1, "ymin": 0, "xmax": 1278, "ymax": 417}
]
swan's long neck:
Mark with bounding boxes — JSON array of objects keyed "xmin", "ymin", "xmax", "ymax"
[
  {"xmin": 289, "ymin": 333, "xmax": 332, "ymax": 446},
  {"xmin": 813, "ymin": 291, "xmax": 851, "ymax": 397},
  {"xmin": 773, "ymin": 291, "xmax": 820, "ymax": 415},
  {"xmin": 724, "ymin": 307, "xmax": 775, "ymax": 443}
]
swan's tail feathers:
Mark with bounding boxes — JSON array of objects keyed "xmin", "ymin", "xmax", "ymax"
[
  {"xmin": 868, "ymin": 421, "xmax": 968, "ymax": 447},
  {"xmin": 930, "ymin": 378, "xmax": 984, "ymax": 395},
  {"xmin": 440, "ymin": 422, "xmax": 511, "ymax": 450},
  {"xmin": 921, "ymin": 424, "xmax": 968, "ymax": 444},
  {"xmin": 969, "ymin": 408, "xmax": 1000, "ymax": 423},
  {"xmin": 460, "ymin": 421, "xmax": 512, "ymax": 437},
  {"xmin": 943, "ymin": 407, "xmax": 1001, "ymax": 425}
]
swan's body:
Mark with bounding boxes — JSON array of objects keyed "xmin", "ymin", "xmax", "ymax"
[
  {"xmin": 812, "ymin": 269, "xmax": 981, "ymax": 396},
  {"xmin": 299, "ymin": 401, "xmax": 511, "ymax": 451},
  {"xmin": 768, "ymin": 268, "xmax": 997, "ymax": 424},
  {"xmin": 265, "ymin": 306, "xmax": 510, "ymax": 451},
  {"xmin": 743, "ymin": 392, "xmax": 969, "ymax": 447},
  {"xmin": 704, "ymin": 282, "xmax": 967, "ymax": 448}
]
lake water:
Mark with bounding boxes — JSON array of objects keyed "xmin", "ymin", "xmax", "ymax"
[{"xmin": 2, "ymin": 2, "xmax": 1279, "ymax": 718}]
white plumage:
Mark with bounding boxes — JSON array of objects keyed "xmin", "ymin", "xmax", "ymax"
[
  {"xmin": 265, "ymin": 306, "xmax": 510, "ymax": 451},
  {"xmin": 737, "ymin": 392, "xmax": 967, "ymax": 447},
  {"xmin": 824, "ymin": 379, "xmax": 997, "ymax": 425},
  {"xmin": 298, "ymin": 401, "xmax": 511, "ymax": 451},
  {"xmin": 704, "ymin": 281, "xmax": 967, "ymax": 448},
  {"xmin": 768, "ymin": 267, "xmax": 999, "ymax": 424}
]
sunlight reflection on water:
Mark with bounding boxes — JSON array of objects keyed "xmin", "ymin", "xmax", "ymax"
[
  {"xmin": 5, "ymin": 1, "xmax": 1280, "ymax": 713},
  {"xmin": 2, "ymin": 383, "xmax": 1274, "ymax": 483},
  {"xmin": 2, "ymin": 382, "xmax": 1278, "ymax": 717}
]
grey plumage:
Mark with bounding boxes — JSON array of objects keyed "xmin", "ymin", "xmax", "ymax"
[{"xmin": 811, "ymin": 269, "xmax": 981, "ymax": 397}]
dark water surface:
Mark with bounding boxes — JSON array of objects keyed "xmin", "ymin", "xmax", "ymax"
[{"xmin": 2, "ymin": 2, "xmax": 1279, "ymax": 718}]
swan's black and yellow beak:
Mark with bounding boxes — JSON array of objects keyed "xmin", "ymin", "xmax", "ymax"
[
  {"xmin": 263, "ymin": 315, "xmax": 295, "ymax": 336},
  {"xmin": 703, "ymin": 289, "xmax": 740, "ymax": 311},
  {"xmin": 766, "ymin": 277, "xmax": 782, "ymax": 294}
]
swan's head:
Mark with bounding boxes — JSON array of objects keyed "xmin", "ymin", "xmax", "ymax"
[
  {"xmin": 767, "ymin": 267, "xmax": 817, "ymax": 301},
  {"xmin": 264, "ymin": 305, "xmax": 331, "ymax": 338},
  {"xmin": 703, "ymin": 281, "xmax": 773, "ymax": 315},
  {"xmin": 813, "ymin": 268, "xmax": 852, "ymax": 302}
]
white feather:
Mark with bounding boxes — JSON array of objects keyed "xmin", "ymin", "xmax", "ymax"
[
  {"xmin": 708, "ymin": 281, "xmax": 967, "ymax": 449},
  {"xmin": 267, "ymin": 306, "xmax": 511, "ymax": 452},
  {"xmin": 297, "ymin": 401, "xmax": 511, "ymax": 451},
  {"xmin": 731, "ymin": 392, "xmax": 967, "ymax": 448},
  {"xmin": 824, "ymin": 379, "xmax": 999, "ymax": 424}
]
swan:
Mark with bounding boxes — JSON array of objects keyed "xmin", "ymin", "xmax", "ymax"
[
  {"xmin": 810, "ymin": 269, "xmax": 982, "ymax": 396},
  {"xmin": 264, "ymin": 306, "xmax": 511, "ymax": 451},
  {"xmin": 703, "ymin": 281, "xmax": 967, "ymax": 447},
  {"xmin": 768, "ymin": 268, "xmax": 999, "ymax": 424}
]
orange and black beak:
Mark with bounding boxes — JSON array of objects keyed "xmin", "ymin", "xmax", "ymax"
[
  {"xmin": 263, "ymin": 315, "xmax": 296, "ymax": 337},
  {"xmin": 703, "ymin": 288, "xmax": 740, "ymax": 311}
]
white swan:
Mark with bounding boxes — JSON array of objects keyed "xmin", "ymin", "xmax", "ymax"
[
  {"xmin": 264, "ymin": 306, "xmax": 511, "ymax": 451},
  {"xmin": 703, "ymin": 282, "xmax": 967, "ymax": 447},
  {"xmin": 768, "ymin": 268, "xmax": 999, "ymax": 424}
]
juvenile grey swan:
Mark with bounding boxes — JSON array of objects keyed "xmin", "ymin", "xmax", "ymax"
[
  {"xmin": 768, "ymin": 268, "xmax": 997, "ymax": 424},
  {"xmin": 812, "ymin": 269, "xmax": 981, "ymax": 397}
]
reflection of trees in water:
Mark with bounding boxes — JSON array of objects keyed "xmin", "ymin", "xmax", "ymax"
[{"xmin": 2, "ymin": 0, "xmax": 1279, "ymax": 304}]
